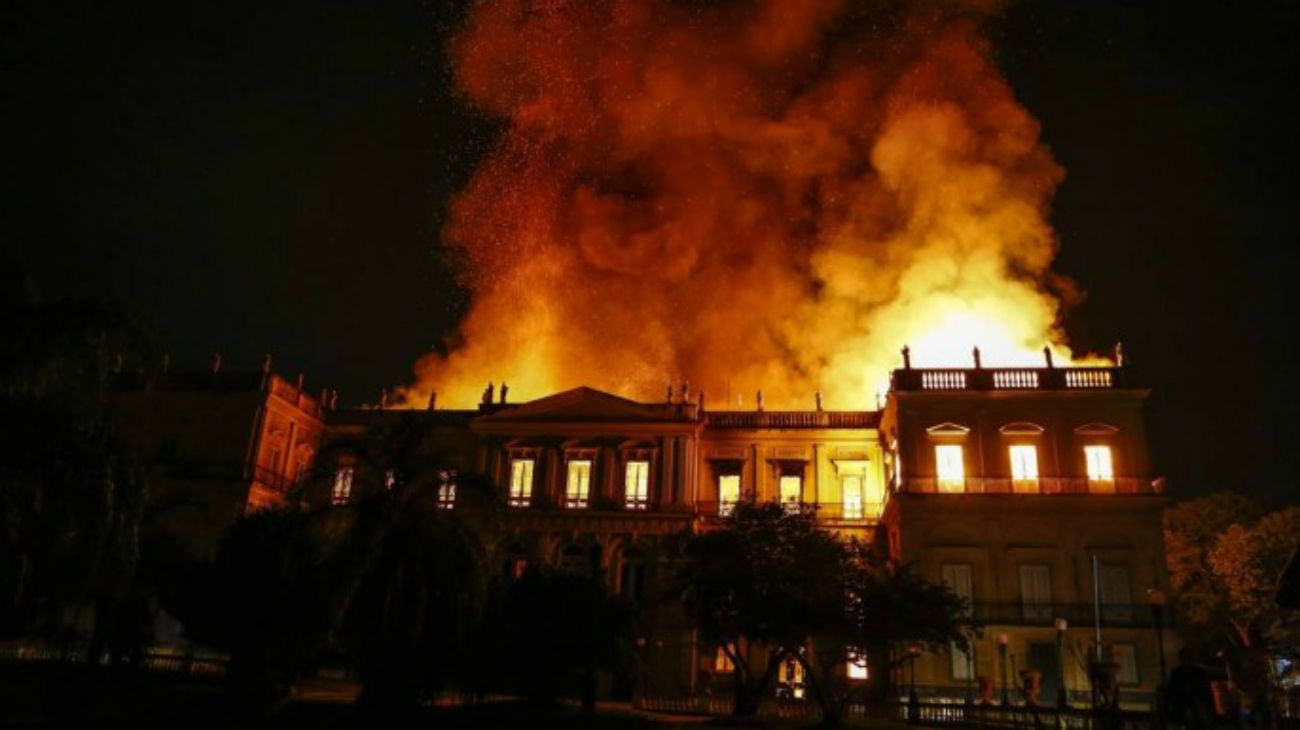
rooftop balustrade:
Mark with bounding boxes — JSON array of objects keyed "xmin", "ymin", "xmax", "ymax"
[{"xmin": 891, "ymin": 366, "xmax": 1125, "ymax": 393}]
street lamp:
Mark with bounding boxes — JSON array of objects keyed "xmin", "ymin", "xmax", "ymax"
[
  {"xmin": 997, "ymin": 633, "xmax": 1010, "ymax": 706},
  {"xmin": 906, "ymin": 643, "xmax": 923, "ymax": 717},
  {"xmin": 1054, "ymin": 617, "xmax": 1069, "ymax": 709}
]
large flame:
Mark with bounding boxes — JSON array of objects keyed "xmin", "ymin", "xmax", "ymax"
[{"xmin": 404, "ymin": 0, "xmax": 1095, "ymax": 409}]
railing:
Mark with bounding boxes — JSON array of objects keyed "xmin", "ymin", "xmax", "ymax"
[
  {"xmin": 893, "ymin": 366, "xmax": 1124, "ymax": 392},
  {"xmin": 691, "ymin": 501, "xmax": 881, "ymax": 524},
  {"xmin": 636, "ymin": 695, "xmax": 1158, "ymax": 728},
  {"xmin": 898, "ymin": 477, "xmax": 1164, "ymax": 495},
  {"xmin": 703, "ymin": 411, "xmax": 878, "ymax": 429},
  {"xmin": 971, "ymin": 601, "xmax": 1159, "ymax": 628},
  {"xmin": 0, "ymin": 641, "xmax": 229, "ymax": 676}
]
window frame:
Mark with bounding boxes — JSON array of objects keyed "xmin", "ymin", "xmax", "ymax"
[
  {"xmin": 624, "ymin": 459, "xmax": 651, "ymax": 510},
  {"xmin": 564, "ymin": 458, "xmax": 593, "ymax": 509},
  {"xmin": 1009, "ymin": 444, "xmax": 1040, "ymax": 493},
  {"xmin": 935, "ymin": 444, "xmax": 965, "ymax": 493},
  {"xmin": 508, "ymin": 457, "xmax": 535, "ymax": 507}
]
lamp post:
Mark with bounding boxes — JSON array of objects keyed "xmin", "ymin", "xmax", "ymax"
[
  {"xmin": 964, "ymin": 629, "xmax": 976, "ymax": 707},
  {"xmin": 1054, "ymin": 617, "xmax": 1069, "ymax": 709},
  {"xmin": 906, "ymin": 643, "xmax": 922, "ymax": 718},
  {"xmin": 997, "ymin": 633, "xmax": 1010, "ymax": 706}
]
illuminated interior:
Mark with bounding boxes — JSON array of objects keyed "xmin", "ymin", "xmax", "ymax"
[
  {"xmin": 935, "ymin": 445, "xmax": 965, "ymax": 493},
  {"xmin": 1009, "ymin": 444, "xmax": 1040, "ymax": 492},
  {"xmin": 509, "ymin": 458, "xmax": 534, "ymax": 507},
  {"xmin": 625, "ymin": 460, "xmax": 649, "ymax": 509},
  {"xmin": 565, "ymin": 459, "xmax": 591, "ymax": 509},
  {"xmin": 718, "ymin": 474, "xmax": 740, "ymax": 515}
]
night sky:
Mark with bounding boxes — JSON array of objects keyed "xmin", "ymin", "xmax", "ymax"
[{"xmin": 4, "ymin": 2, "xmax": 1297, "ymax": 497}]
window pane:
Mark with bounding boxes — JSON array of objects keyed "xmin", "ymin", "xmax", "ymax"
[
  {"xmin": 565, "ymin": 459, "xmax": 591, "ymax": 508},
  {"xmin": 847, "ymin": 649, "xmax": 869, "ymax": 680},
  {"xmin": 510, "ymin": 459, "xmax": 534, "ymax": 507},
  {"xmin": 1019, "ymin": 564, "xmax": 1052, "ymax": 621},
  {"xmin": 1010, "ymin": 445, "xmax": 1039, "ymax": 492},
  {"xmin": 842, "ymin": 474, "xmax": 863, "ymax": 520},
  {"xmin": 1085, "ymin": 445, "xmax": 1114, "ymax": 488},
  {"xmin": 1112, "ymin": 644, "xmax": 1139, "ymax": 685},
  {"xmin": 719, "ymin": 475, "xmax": 740, "ymax": 515},
  {"xmin": 935, "ymin": 445, "xmax": 964, "ymax": 492},
  {"xmin": 331, "ymin": 467, "xmax": 353, "ymax": 505},
  {"xmin": 625, "ymin": 460, "xmax": 649, "ymax": 509},
  {"xmin": 779, "ymin": 474, "xmax": 801, "ymax": 510}
]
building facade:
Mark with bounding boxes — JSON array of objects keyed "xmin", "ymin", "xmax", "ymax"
[{"xmin": 116, "ymin": 359, "xmax": 1174, "ymax": 707}]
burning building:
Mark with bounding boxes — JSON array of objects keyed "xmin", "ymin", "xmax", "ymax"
[{"xmin": 113, "ymin": 348, "xmax": 1174, "ymax": 708}]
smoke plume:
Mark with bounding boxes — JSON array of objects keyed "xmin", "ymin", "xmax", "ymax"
[{"xmin": 407, "ymin": 0, "xmax": 1086, "ymax": 409}]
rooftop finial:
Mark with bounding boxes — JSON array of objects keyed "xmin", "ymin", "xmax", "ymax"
[
  {"xmin": 212, "ymin": 352, "xmax": 222, "ymax": 373},
  {"xmin": 666, "ymin": 382, "xmax": 674, "ymax": 403},
  {"xmin": 815, "ymin": 391, "xmax": 824, "ymax": 412},
  {"xmin": 1115, "ymin": 341, "xmax": 1125, "ymax": 367},
  {"xmin": 500, "ymin": 382, "xmax": 509, "ymax": 404},
  {"xmin": 427, "ymin": 391, "xmax": 438, "ymax": 411},
  {"xmin": 263, "ymin": 353, "xmax": 273, "ymax": 373},
  {"xmin": 698, "ymin": 390, "xmax": 705, "ymax": 411},
  {"xmin": 1043, "ymin": 346, "xmax": 1055, "ymax": 369},
  {"xmin": 482, "ymin": 381, "xmax": 494, "ymax": 406},
  {"xmin": 329, "ymin": 389, "xmax": 339, "ymax": 410},
  {"xmin": 682, "ymin": 380, "xmax": 690, "ymax": 403},
  {"xmin": 901, "ymin": 345, "xmax": 912, "ymax": 370},
  {"xmin": 756, "ymin": 389, "xmax": 764, "ymax": 412},
  {"xmin": 379, "ymin": 388, "xmax": 388, "ymax": 410},
  {"xmin": 296, "ymin": 372, "xmax": 305, "ymax": 391},
  {"xmin": 972, "ymin": 346, "xmax": 982, "ymax": 369}
]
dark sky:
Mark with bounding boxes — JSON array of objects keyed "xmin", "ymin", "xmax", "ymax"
[{"xmin": 4, "ymin": 1, "xmax": 1297, "ymax": 497}]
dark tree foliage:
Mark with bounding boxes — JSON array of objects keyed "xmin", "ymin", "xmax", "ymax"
[
  {"xmin": 500, "ymin": 568, "xmax": 635, "ymax": 712},
  {"xmin": 0, "ymin": 292, "xmax": 159, "ymax": 664},
  {"xmin": 670, "ymin": 502, "xmax": 967, "ymax": 722}
]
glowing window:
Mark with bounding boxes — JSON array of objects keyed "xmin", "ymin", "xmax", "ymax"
[
  {"xmin": 842, "ymin": 474, "xmax": 864, "ymax": 520},
  {"xmin": 847, "ymin": 649, "xmax": 869, "ymax": 680},
  {"xmin": 509, "ymin": 459, "xmax": 534, "ymax": 507},
  {"xmin": 719, "ymin": 474, "xmax": 741, "ymax": 515},
  {"xmin": 779, "ymin": 474, "xmax": 802, "ymax": 511},
  {"xmin": 714, "ymin": 645, "xmax": 735, "ymax": 673},
  {"xmin": 331, "ymin": 466, "xmax": 353, "ymax": 505},
  {"xmin": 778, "ymin": 654, "xmax": 806, "ymax": 699},
  {"xmin": 565, "ymin": 459, "xmax": 591, "ymax": 508},
  {"xmin": 1009, "ymin": 445, "xmax": 1039, "ymax": 492},
  {"xmin": 1085, "ymin": 445, "xmax": 1114, "ymax": 488},
  {"xmin": 436, "ymin": 469, "xmax": 456, "ymax": 510},
  {"xmin": 625, "ymin": 460, "xmax": 650, "ymax": 510},
  {"xmin": 935, "ymin": 445, "xmax": 964, "ymax": 492}
]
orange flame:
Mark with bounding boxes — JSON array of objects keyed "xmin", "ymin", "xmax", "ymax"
[{"xmin": 404, "ymin": 0, "xmax": 1097, "ymax": 409}]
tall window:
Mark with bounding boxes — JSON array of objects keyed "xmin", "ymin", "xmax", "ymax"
[
  {"xmin": 719, "ymin": 474, "xmax": 741, "ymax": 515},
  {"xmin": 1085, "ymin": 445, "xmax": 1115, "ymax": 490},
  {"xmin": 714, "ymin": 645, "xmax": 735, "ymax": 674},
  {"xmin": 1019, "ymin": 564, "xmax": 1053, "ymax": 622},
  {"xmin": 1098, "ymin": 564, "xmax": 1133, "ymax": 622},
  {"xmin": 625, "ymin": 460, "xmax": 650, "ymax": 510},
  {"xmin": 778, "ymin": 474, "xmax": 802, "ymax": 511},
  {"xmin": 842, "ymin": 474, "xmax": 864, "ymax": 520},
  {"xmin": 846, "ymin": 649, "xmax": 869, "ymax": 680},
  {"xmin": 331, "ymin": 466, "xmax": 354, "ymax": 505},
  {"xmin": 436, "ymin": 469, "xmax": 456, "ymax": 510},
  {"xmin": 565, "ymin": 459, "xmax": 592, "ymax": 508},
  {"xmin": 1112, "ymin": 644, "xmax": 1140, "ymax": 685},
  {"xmin": 509, "ymin": 458, "xmax": 534, "ymax": 507},
  {"xmin": 942, "ymin": 563, "xmax": 975, "ymax": 680},
  {"xmin": 935, "ymin": 444, "xmax": 965, "ymax": 492},
  {"xmin": 1009, "ymin": 445, "xmax": 1040, "ymax": 492}
]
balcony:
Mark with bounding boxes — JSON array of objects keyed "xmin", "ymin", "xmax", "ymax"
[
  {"xmin": 892, "ymin": 366, "xmax": 1124, "ymax": 392},
  {"xmin": 971, "ymin": 601, "xmax": 1160, "ymax": 628},
  {"xmin": 692, "ymin": 501, "xmax": 881, "ymax": 524},
  {"xmin": 898, "ymin": 476, "xmax": 1164, "ymax": 495}
]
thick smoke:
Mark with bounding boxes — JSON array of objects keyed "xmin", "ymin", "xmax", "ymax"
[{"xmin": 406, "ymin": 0, "xmax": 1085, "ymax": 409}]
